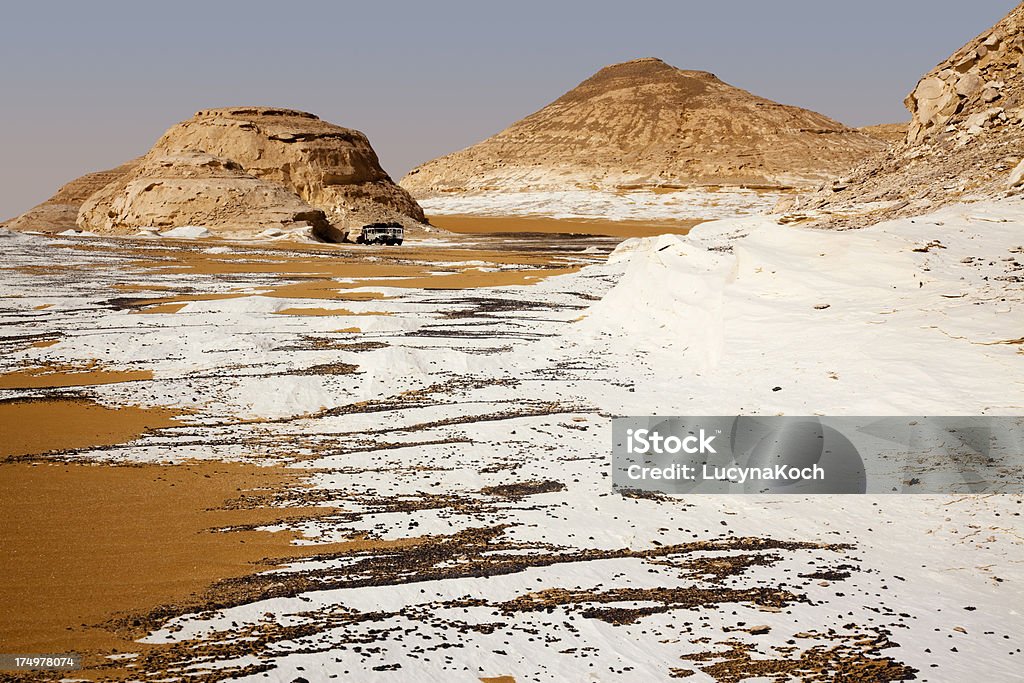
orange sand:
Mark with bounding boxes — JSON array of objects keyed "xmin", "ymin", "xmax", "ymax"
[
  {"xmin": 133, "ymin": 302, "xmax": 187, "ymax": 314},
  {"xmin": 275, "ymin": 307, "xmax": 361, "ymax": 316},
  {"xmin": 428, "ymin": 214, "xmax": 701, "ymax": 237},
  {"xmin": 0, "ymin": 365, "xmax": 152, "ymax": 390},
  {"xmin": 0, "ymin": 460, "xmax": 407, "ymax": 653},
  {"xmin": 53, "ymin": 235, "xmax": 600, "ymax": 303},
  {"xmin": 0, "ymin": 398, "xmax": 182, "ymax": 459}
]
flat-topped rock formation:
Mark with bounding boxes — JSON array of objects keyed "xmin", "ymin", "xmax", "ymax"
[
  {"xmin": 5, "ymin": 107, "xmax": 425, "ymax": 240},
  {"xmin": 800, "ymin": 3, "xmax": 1024, "ymax": 226},
  {"xmin": 151, "ymin": 107, "xmax": 425, "ymax": 228},
  {"xmin": 401, "ymin": 58, "xmax": 885, "ymax": 197}
]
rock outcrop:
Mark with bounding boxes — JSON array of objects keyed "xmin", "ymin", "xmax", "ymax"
[
  {"xmin": 148, "ymin": 107, "xmax": 425, "ymax": 228},
  {"xmin": 77, "ymin": 152, "xmax": 335, "ymax": 239},
  {"xmin": 800, "ymin": 3, "xmax": 1024, "ymax": 226},
  {"xmin": 6, "ymin": 107, "xmax": 425, "ymax": 240},
  {"xmin": 2, "ymin": 160, "xmax": 139, "ymax": 232},
  {"xmin": 401, "ymin": 58, "xmax": 885, "ymax": 197}
]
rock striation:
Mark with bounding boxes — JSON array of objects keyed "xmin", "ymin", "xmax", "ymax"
[
  {"xmin": 799, "ymin": 3, "xmax": 1024, "ymax": 226},
  {"xmin": 401, "ymin": 58, "xmax": 884, "ymax": 197}
]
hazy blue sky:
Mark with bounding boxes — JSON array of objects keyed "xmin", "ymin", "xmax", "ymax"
[{"xmin": 0, "ymin": 1, "xmax": 1015, "ymax": 218}]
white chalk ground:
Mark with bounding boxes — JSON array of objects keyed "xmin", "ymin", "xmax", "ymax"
[
  {"xmin": 419, "ymin": 188, "xmax": 783, "ymax": 221},
  {"xmin": 2, "ymin": 199, "xmax": 1023, "ymax": 682}
]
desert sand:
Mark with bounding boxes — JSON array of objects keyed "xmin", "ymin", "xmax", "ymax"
[
  {"xmin": 1, "ymin": 399, "xmax": 181, "ymax": 459},
  {"xmin": 429, "ymin": 214, "xmax": 701, "ymax": 237},
  {"xmin": 2, "ymin": 196, "xmax": 1022, "ymax": 679}
]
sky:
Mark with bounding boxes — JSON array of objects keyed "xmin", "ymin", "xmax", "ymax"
[{"xmin": 0, "ymin": 0, "xmax": 1016, "ymax": 219}]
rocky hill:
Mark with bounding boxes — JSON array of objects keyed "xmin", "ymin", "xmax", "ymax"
[
  {"xmin": 2, "ymin": 159, "xmax": 140, "ymax": 232},
  {"xmin": 798, "ymin": 3, "xmax": 1024, "ymax": 226},
  {"xmin": 401, "ymin": 58, "xmax": 885, "ymax": 197},
  {"xmin": 5, "ymin": 107, "xmax": 425, "ymax": 240}
]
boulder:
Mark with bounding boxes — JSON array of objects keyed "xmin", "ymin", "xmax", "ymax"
[
  {"xmin": 906, "ymin": 77, "xmax": 961, "ymax": 144},
  {"xmin": 955, "ymin": 72, "xmax": 984, "ymax": 98}
]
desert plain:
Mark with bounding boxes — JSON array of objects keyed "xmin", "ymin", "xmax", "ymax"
[{"xmin": 2, "ymin": 4, "xmax": 1024, "ymax": 682}]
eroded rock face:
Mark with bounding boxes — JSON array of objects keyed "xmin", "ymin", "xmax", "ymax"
[
  {"xmin": 401, "ymin": 58, "xmax": 885, "ymax": 196},
  {"xmin": 77, "ymin": 152, "xmax": 337, "ymax": 239},
  {"xmin": 151, "ymin": 107, "xmax": 425, "ymax": 227},
  {"xmin": 801, "ymin": 3, "xmax": 1024, "ymax": 226},
  {"xmin": 903, "ymin": 22, "xmax": 1023, "ymax": 146},
  {"xmin": 2, "ymin": 160, "xmax": 140, "ymax": 232}
]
